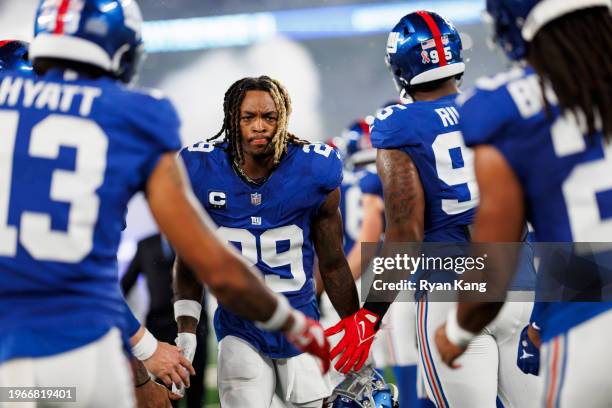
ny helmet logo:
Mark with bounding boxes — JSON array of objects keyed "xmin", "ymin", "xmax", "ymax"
[{"xmin": 250, "ymin": 192, "xmax": 262, "ymax": 206}]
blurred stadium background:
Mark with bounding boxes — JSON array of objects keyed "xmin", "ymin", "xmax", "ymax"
[{"xmin": 0, "ymin": 1, "xmax": 504, "ymax": 405}]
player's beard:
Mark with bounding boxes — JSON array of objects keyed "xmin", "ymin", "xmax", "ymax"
[{"xmin": 244, "ymin": 137, "xmax": 276, "ymax": 161}]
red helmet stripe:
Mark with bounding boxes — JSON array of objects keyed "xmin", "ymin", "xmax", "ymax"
[
  {"xmin": 416, "ymin": 11, "xmax": 448, "ymax": 67},
  {"xmin": 54, "ymin": 0, "xmax": 72, "ymax": 34},
  {"xmin": 359, "ymin": 119, "xmax": 372, "ymax": 147},
  {"xmin": 0, "ymin": 40, "xmax": 12, "ymax": 49}
]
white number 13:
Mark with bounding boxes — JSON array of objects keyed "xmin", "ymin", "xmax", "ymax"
[{"xmin": 0, "ymin": 112, "xmax": 107, "ymax": 262}]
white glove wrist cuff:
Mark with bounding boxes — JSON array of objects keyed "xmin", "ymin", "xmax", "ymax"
[
  {"xmin": 255, "ymin": 295, "xmax": 291, "ymax": 331},
  {"xmin": 176, "ymin": 332, "xmax": 197, "ymax": 341},
  {"xmin": 132, "ymin": 328, "xmax": 158, "ymax": 361},
  {"xmin": 445, "ymin": 307, "xmax": 476, "ymax": 348},
  {"xmin": 174, "ymin": 300, "xmax": 202, "ymax": 323}
]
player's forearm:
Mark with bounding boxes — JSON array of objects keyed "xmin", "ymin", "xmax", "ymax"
[
  {"xmin": 173, "ymin": 257, "xmax": 204, "ymax": 302},
  {"xmin": 211, "ymin": 257, "xmax": 278, "ymax": 322},
  {"xmin": 360, "ymin": 223, "xmax": 422, "ymax": 320},
  {"xmin": 131, "ymin": 357, "xmax": 150, "ymax": 387},
  {"xmin": 174, "ymin": 254, "xmax": 277, "ymax": 324},
  {"xmin": 320, "ymin": 262, "xmax": 360, "ymax": 318},
  {"xmin": 385, "ymin": 222, "xmax": 423, "ymax": 243},
  {"xmin": 378, "ymin": 149, "xmax": 425, "ymax": 243},
  {"xmin": 313, "ymin": 189, "xmax": 359, "ymax": 317},
  {"xmin": 173, "ymin": 257, "xmax": 205, "ymax": 333},
  {"xmin": 176, "ymin": 316, "xmax": 198, "ymax": 334}
]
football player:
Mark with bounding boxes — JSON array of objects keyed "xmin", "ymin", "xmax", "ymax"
[
  {"xmin": 0, "ymin": 2, "xmax": 329, "ymax": 407},
  {"xmin": 0, "ymin": 37, "xmax": 198, "ymax": 407},
  {"xmin": 326, "ymin": 10, "xmax": 541, "ymax": 407},
  {"xmin": 173, "ymin": 76, "xmax": 360, "ymax": 407},
  {"xmin": 0, "ymin": 39, "xmax": 209, "ymax": 402},
  {"xmin": 436, "ymin": 1, "xmax": 612, "ymax": 407}
]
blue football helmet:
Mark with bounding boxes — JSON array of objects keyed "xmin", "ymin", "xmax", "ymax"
[
  {"xmin": 30, "ymin": 0, "xmax": 144, "ymax": 83},
  {"xmin": 485, "ymin": 0, "xmax": 611, "ymax": 61},
  {"xmin": 332, "ymin": 118, "xmax": 375, "ymax": 168},
  {"xmin": 325, "ymin": 366, "xmax": 399, "ymax": 408},
  {"xmin": 386, "ymin": 10, "xmax": 464, "ymax": 91},
  {"xmin": 0, "ymin": 40, "xmax": 33, "ymax": 74}
]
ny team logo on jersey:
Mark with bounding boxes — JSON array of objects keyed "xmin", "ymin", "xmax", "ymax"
[
  {"xmin": 251, "ymin": 192, "xmax": 262, "ymax": 206},
  {"xmin": 37, "ymin": 0, "xmax": 85, "ymax": 35}
]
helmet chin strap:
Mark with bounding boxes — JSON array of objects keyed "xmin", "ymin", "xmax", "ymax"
[{"xmin": 399, "ymin": 88, "xmax": 414, "ymax": 105}]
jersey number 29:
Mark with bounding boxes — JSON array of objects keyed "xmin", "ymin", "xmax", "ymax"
[{"xmin": 217, "ymin": 225, "xmax": 307, "ymax": 293}]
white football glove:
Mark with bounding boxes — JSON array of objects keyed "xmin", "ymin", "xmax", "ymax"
[{"xmin": 171, "ymin": 332, "xmax": 197, "ymax": 397}]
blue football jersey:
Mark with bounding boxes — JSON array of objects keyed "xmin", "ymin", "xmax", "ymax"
[
  {"xmin": 180, "ymin": 141, "xmax": 343, "ymax": 358},
  {"xmin": 358, "ymin": 165, "xmax": 383, "ymax": 199},
  {"xmin": 459, "ymin": 66, "xmax": 612, "ymax": 341},
  {"xmin": 340, "ymin": 170, "xmax": 362, "ymax": 254},
  {"xmin": 371, "ymin": 95, "xmax": 478, "ymax": 242},
  {"xmin": 0, "ymin": 70, "xmax": 181, "ymax": 363},
  {"xmin": 339, "ymin": 165, "xmax": 383, "ymax": 254}
]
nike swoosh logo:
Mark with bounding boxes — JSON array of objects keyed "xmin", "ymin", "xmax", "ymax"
[
  {"xmin": 520, "ymin": 350, "xmax": 534, "ymax": 360},
  {"xmin": 358, "ymin": 321, "xmax": 366, "ymax": 338}
]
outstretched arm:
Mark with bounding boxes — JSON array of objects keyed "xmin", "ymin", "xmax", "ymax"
[
  {"xmin": 312, "ymin": 188, "xmax": 360, "ymax": 318},
  {"xmin": 361, "ymin": 148, "xmax": 425, "ymax": 317},
  {"xmin": 436, "ymin": 145, "xmax": 525, "ymax": 367},
  {"xmin": 377, "ymin": 149, "xmax": 425, "ymax": 242},
  {"xmin": 172, "ymin": 257, "xmax": 204, "ymax": 334},
  {"xmin": 323, "ymin": 151, "xmax": 425, "ymax": 374},
  {"xmin": 458, "ymin": 145, "xmax": 525, "ymax": 329}
]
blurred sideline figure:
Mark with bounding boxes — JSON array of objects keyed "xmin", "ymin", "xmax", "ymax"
[
  {"xmin": 437, "ymin": 1, "xmax": 612, "ymax": 407},
  {"xmin": 0, "ymin": 1, "xmax": 330, "ymax": 407}
]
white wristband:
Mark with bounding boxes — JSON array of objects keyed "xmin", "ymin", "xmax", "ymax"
[
  {"xmin": 445, "ymin": 308, "xmax": 477, "ymax": 348},
  {"xmin": 174, "ymin": 300, "xmax": 202, "ymax": 324},
  {"xmin": 132, "ymin": 328, "xmax": 158, "ymax": 361},
  {"xmin": 255, "ymin": 295, "xmax": 291, "ymax": 331}
]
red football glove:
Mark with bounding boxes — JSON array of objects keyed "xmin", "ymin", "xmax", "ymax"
[
  {"xmin": 285, "ymin": 311, "xmax": 331, "ymax": 374},
  {"xmin": 324, "ymin": 308, "xmax": 381, "ymax": 373}
]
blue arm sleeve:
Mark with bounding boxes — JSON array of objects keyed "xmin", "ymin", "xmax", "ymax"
[{"xmin": 124, "ymin": 299, "xmax": 141, "ymax": 339}]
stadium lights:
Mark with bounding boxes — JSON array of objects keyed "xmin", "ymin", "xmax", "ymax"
[{"xmin": 142, "ymin": 1, "xmax": 483, "ymax": 53}]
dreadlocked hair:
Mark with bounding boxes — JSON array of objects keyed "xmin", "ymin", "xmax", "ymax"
[
  {"xmin": 528, "ymin": 7, "xmax": 612, "ymax": 141},
  {"xmin": 207, "ymin": 75, "xmax": 309, "ymax": 165}
]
